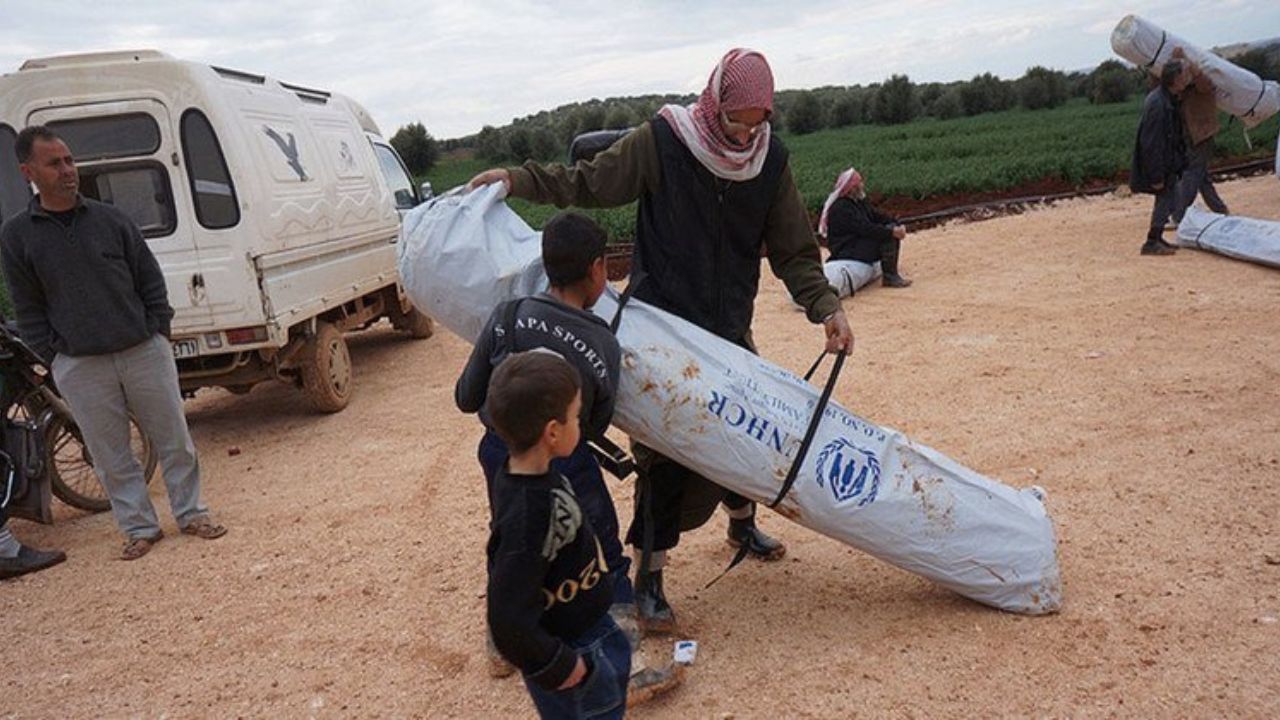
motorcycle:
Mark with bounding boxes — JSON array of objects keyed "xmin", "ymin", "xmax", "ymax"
[{"xmin": 0, "ymin": 323, "xmax": 157, "ymax": 522}]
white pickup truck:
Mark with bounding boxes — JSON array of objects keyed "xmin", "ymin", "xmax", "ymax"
[{"xmin": 0, "ymin": 50, "xmax": 433, "ymax": 412}]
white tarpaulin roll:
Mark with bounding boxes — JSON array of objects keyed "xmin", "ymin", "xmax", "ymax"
[
  {"xmin": 400, "ymin": 185, "xmax": 1063, "ymax": 614},
  {"xmin": 1111, "ymin": 14, "xmax": 1280, "ymax": 129},
  {"xmin": 824, "ymin": 259, "xmax": 881, "ymax": 298},
  {"xmin": 1176, "ymin": 205, "xmax": 1280, "ymax": 268}
]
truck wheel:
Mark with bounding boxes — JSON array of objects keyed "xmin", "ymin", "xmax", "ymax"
[
  {"xmin": 300, "ymin": 322, "xmax": 352, "ymax": 413},
  {"xmin": 400, "ymin": 306, "xmax": 434, "ymax": 339}
]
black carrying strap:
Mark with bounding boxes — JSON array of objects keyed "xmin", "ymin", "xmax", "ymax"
[
  {"xmin": 608, "ymin": 269, "xmax": 646, "ymax": 334},
  {"xmin": 769, "ymin": 349, "xmax": 847, "ymax": 508},
  {"xmin": 1144, "ymin": 31, "xmax": 1168, "ymax": 70},
  {"xmin": 588, "ymin": 435, "xmax": 634, "ymax": 480},
  {"xmin": 706, "ymin": 348, "xmax": 849, "ymax": 589}
]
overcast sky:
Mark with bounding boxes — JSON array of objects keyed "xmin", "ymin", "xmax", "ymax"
[{"xmin": 3, "ymin": 1, "xmax": 1277, "ymax": 139}]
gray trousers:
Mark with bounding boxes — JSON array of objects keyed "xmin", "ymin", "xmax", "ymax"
[
  {"xmin": 52, "ymin": 334, "xmax": 206, "ymax": 539},
  {"xmin": 1173, "ymin": 139, "xmax": 1229, "ymax": 223},
  {"xmin": 1148, "ymin": 181, "xmax": 1180, "ymax": 243}
]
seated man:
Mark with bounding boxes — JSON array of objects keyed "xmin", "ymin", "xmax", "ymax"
[{"xmin": 818, "ymin": 168, "xmax": 912, "ymax": 288}]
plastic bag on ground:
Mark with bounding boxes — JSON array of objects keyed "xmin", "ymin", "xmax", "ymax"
[
  {"xmin": 824, "ymin": 259, "xmax": 882, "ymax": 299},
  {"xmin": 1176, "ymin": 205, "xmax": 1280, "ymax": 269},
  {"xmin": 400, "ymin": 185, "xmax": 1063, "ymax": 615}
]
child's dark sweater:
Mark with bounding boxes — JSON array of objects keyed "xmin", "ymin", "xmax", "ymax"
[{"xmin": 486, "ymin": 466, "xmax": 614, "ymax": 689}]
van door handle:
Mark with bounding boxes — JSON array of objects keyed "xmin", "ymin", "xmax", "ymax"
[{"xmin": 189, "ymin": 273, "xmax": 207, "ymax": 305}]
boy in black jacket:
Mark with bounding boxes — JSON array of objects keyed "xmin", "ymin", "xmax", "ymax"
[{"xmin": 485, "ymin": 351, "xmax": 629, "ymax": 719}]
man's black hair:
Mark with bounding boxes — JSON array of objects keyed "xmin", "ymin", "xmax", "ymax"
[
  {"xmin": 542, "ymin": 211, "xmax": 608, "ymax": 287},
  {"xmin": 1160, "ymin": 60, "xmax": 1185, "ymax": 89},
  {"xmin": 15, "ymin": 125, "xmax": 62, "ymax": 164}
]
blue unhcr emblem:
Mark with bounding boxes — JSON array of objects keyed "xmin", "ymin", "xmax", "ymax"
[{"xmin": 814, "ymin": 439, "xmax": 880, "ymax": 507}]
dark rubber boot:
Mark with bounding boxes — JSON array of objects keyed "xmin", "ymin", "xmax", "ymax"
[
  {"xmin": 882, "ymin": 272, "xmax": 913, "ymax": 288},
  {"xmin": 727, "ymin": 516, "xmax": 787, "ymax": 561},
  {"xmin": 635, "ymin": 570, "xmax": 676, "ymax": 635}
]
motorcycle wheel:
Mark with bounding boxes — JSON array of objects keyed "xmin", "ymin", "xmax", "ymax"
[{"xmin": 45, "ymin": 411, "xmax": 159, "ymax": 513}]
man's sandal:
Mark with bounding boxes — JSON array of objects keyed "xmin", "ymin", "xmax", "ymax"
[
  {"xmin": 121, "ymin": 533, "xmax": 163, "ymax": 561},
  {"xmin": 180, "ymin": 517, "xmax": 228, "ymax": 540}
]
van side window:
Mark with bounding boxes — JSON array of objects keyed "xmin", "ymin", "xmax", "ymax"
[
  {"xmin": 372, "ymin": 142, "xmax": 417, "ymax": 210},
  {"xmin": 78, "ymin": 163, "xmax": 177, "ymax": 238},
  {"xmin": 0, "ymin": 124, "xmax": 33, "ymax": 223},
  {"xmin": 180, "ymin": 109, "xmax": 240, "ymax": 229},
  {"xmin": 46, "ymin": 114, "xmax": 160, "ymax": 162}
]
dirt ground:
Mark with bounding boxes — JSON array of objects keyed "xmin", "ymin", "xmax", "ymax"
[{"xmin": 4, "ymin": 175, "xmax": 1279, "ymax": 719}]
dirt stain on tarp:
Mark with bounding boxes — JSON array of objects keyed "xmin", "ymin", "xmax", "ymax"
[{"xmin": 911, "ymin": 476, "xmax": 957, "ymax": 532}]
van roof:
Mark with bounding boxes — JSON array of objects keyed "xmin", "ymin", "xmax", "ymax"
[
  {"xmin": 19, "ymin": 49, "xmax": 173, "ymax": 71},
  {"xmin": 10, "ymin": 49, "xmax": 382, "ymax": 136}
]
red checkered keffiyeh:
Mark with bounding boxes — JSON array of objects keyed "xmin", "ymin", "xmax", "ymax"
[
  {"xmin": 658, "ymin": 48, "xmax": 775, "ymax": 181},
  {"xmin": 818, "ymin": 167, "xmax": 864, "ymax": 238}
]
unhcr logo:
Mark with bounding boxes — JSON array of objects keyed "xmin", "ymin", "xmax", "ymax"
[{"xmin": 814, "ymin": 438, "xmax": 880, "ymax": 507}]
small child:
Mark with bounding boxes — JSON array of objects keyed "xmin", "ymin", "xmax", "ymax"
[{"xmin": 484, "ymin": 351, "xmax": 629, "ymax": 718}]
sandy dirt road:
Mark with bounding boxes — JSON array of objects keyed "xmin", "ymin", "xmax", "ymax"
[{"xmin": 4, "ymin": 175, "xmax": 1279, "ymax": 719}]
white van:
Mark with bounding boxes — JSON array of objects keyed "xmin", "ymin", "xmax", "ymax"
[{"xmin": 0, "ymin": 50, "xmax": 433, "ymax": 412}]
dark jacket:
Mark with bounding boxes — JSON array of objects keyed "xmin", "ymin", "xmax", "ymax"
[
  {"xmin": 0, "ymin": 196, "xmax": 172, "ymax": 361},
  {"xmin": 487, "ymin": 469, "xmax": 613, "ymax": 690},
  {"xmin": 825, "ymin": 196, "xmax": 898, "ymax": 264},
  {"xmin": 455, "ymin": 294, "xmax": 621, "ymax": 440},
  {"xmin": 508, "ymin": 119, "xmax": 840, "ymax": 341},
  {"xmin": 1130, "ymin": 87, "xmax": 1187, "ymax": 194}
]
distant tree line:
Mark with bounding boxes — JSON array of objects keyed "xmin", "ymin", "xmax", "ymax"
[{"xmin": 395, "ymin": 49, "xmax": 1280, "ymax": 166}]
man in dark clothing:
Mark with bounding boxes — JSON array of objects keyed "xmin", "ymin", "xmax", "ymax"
[
  {"xmin": 1130, "ymin": 60, "xmax": 1191, "ymax": 256},
  {"xmin": 820, "ymin": 168, "xmax": 912, "ymax": 288},
  {"xmin": 0, "ymin": 126, "xmax": 225, "ymax": 560},
  {"xmin": 484, "ymin": 351, "xmax": 629, "ymax": 719}
]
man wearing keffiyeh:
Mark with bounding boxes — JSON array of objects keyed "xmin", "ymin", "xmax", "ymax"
[{"xmin": 470, "ymin": 48, "xmax": 853, "ymax": 635}]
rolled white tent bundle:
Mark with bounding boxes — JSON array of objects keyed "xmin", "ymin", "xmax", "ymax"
[
  {"xmin": 1176, "ymin": 206, "xmax": 1280, "ymax": 269},
  {"xmin": 399, "ymin": 185, "xmax": 1063, "ymax": 615},
  {"xmin": 1111, "ymin": 14, "xmax": 1280, "ymax": 129}
]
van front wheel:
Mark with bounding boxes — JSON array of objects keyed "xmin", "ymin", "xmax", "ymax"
[{"xmin": 300, "ymin": 322, "xmax": 352, "ymax": 413}]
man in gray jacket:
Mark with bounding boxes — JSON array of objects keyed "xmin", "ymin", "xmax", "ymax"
[{"xmin": 1, "ymin": 126, "xmax": 226, "ymax": 560}]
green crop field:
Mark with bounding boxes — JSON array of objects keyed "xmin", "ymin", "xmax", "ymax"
[{"xmin": 424, "ymin": 97, "xmax": 1278, "ymax": 242}]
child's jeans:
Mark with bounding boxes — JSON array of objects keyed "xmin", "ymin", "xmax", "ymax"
[{"xmin": 523, "ymin": 613, "xmax": 631, "ymax": 719}]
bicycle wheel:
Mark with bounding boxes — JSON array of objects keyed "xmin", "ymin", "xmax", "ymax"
[{"xmin": 46, "ymin": 411, "xmax": 158, "ymax": 513}]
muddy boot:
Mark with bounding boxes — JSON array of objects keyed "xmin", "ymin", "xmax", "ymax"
[
  {"xmin": 635, "ymin": 570, "xmax": 676, "ymax": 635},
  {"xmin": 727, "ymin": 515, "xmax": 787, "ymax": 561},
  {"xmin": 485, "ymin": 632, "xmax": 516, "ymax": 679},
  {"xmin": 627, "ymin": 662, "xmax": 685, "ymax": 708},
  {"xmin": 1140, "ymin": 241, "xmax": 1176, "ymax": 256}
]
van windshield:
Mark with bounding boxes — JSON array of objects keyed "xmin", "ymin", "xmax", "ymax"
[{"xmin": 372, "ymin": 142, "xmax": 416, "ymax": 210}]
